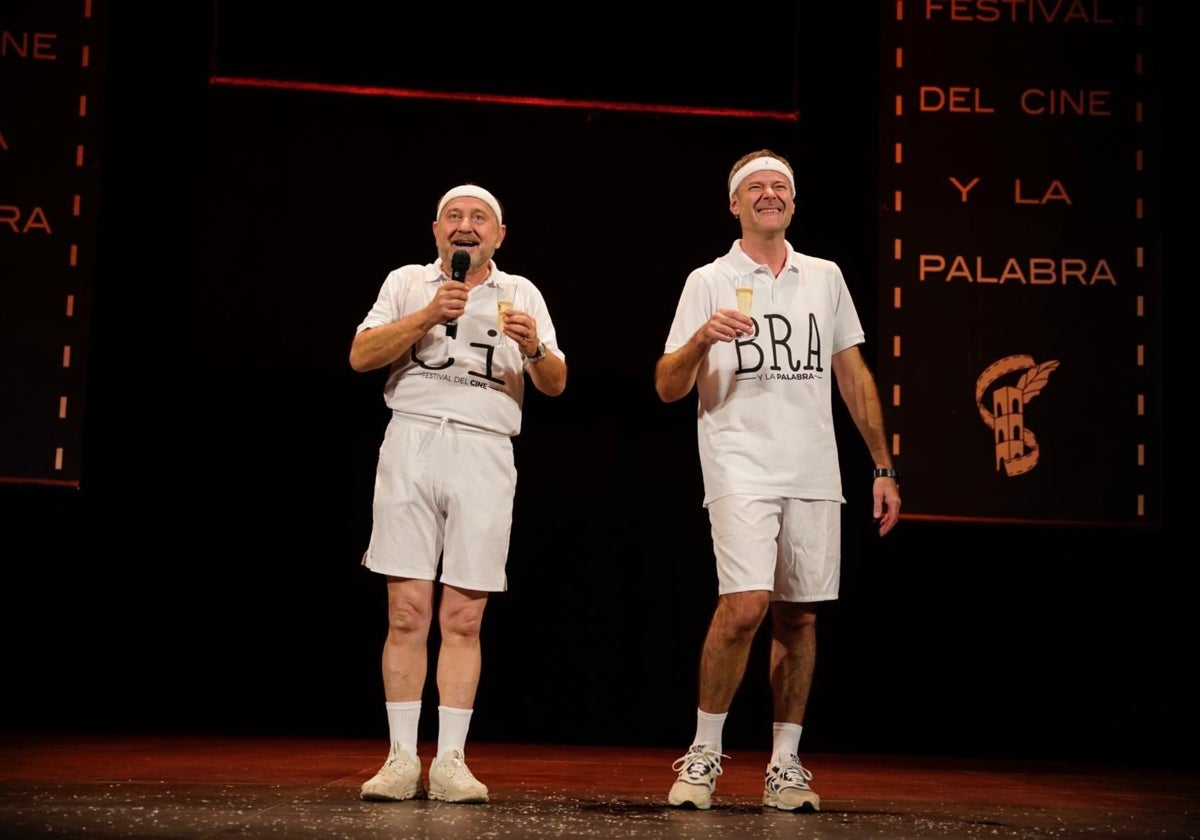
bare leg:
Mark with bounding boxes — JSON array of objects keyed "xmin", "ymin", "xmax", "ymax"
[
  {"xmin": 769, "ymin": 601, "xmax": 817, "ymax": 723},
  {"xmin": 669, "ymin": 590, "xmax": 770, "ymax": 809},
  {"xmin": 426, "ymin": 585, "xmax": 492, "ymax": 803},
  {"xmin": 435, "ymin": 584, "xmax": 489, "ymax": 709},
  {"xmin": 362, "ymin": 577, "xmax": 434, "ymax": 803},
  {"xmin": 382, "ymin": 577, "xmax": 435, "ymax": 702},
  {"xmin": 697, "ymin": 591, "xmax": 770, "ymax": 713}
]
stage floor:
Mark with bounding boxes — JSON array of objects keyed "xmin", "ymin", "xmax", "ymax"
[{"xmin": 1, "ymin": 733, "xmax": 1196, "ymax": 839}]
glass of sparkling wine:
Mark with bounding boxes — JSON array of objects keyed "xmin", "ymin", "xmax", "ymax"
[
  {"xmin": 495, "ymin": 283, "xmax": 516, "ymax": 345},
  {"xmin": 735, "ymin": 277, "xmax": 754, "ymax": 316}
]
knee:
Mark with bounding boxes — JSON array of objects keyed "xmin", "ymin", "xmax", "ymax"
[
  {"xmin": 440, "ymin": 613, "xmax": 483, "ymax": 643},
  {"xmin": 715, "ymin": 592, "xmax": 771, "ymax": 637},
  {"xmin": 438, "ymin": 587, "xmax": 489, "ymax": 642},
  {"xmin": 772, "ymin": 603, "xmax": 818, "ymax": 636},
  {"xmin": 387, "ymin": 599, "xmax": 432, "ymax": 637},
  {"xmin": 440, "ymin": 603, "xmax": 486, "ymax": 642}
]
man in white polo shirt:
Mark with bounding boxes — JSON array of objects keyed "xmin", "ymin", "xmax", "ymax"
[
  {"xmin": 351, "ymin": 183, "xmax": 567, "ymax": 804},
  {"xmin": 656, "ymin": 150, "xmax": 900, "ymax": 812}
]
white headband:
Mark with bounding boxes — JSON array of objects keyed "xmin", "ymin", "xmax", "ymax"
[
  {"xmin": 728, "ymin": 157, "xmax": 795, "ymax": 198},
  {"xmin": 436, "ymin": 184, "xmax": 503, "ymax": 226}
]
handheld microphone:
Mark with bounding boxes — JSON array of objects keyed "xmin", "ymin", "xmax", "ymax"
[{"xmin": 445, "ymin": 250, "xmax": 470, "ymax": 338}]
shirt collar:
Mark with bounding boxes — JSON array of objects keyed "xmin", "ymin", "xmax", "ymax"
[{"xmin": 727, "ymin": 240, "xmax": 797, "ymax": 276}]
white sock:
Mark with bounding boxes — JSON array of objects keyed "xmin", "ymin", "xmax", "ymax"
[
  {"xmin": 772, "ymin": 722, "xmax": 803, "ymax": 761},
  {"xmin": 694, "ymin": 709, "xmax": 729, "ymax": 753},
  {"xmin": 385, "ymin": 700, "xmax": 421, "ymax": 759},
  {"xmin": 437, "ymin": 706, "xmax": 474, "ymax": 759}
]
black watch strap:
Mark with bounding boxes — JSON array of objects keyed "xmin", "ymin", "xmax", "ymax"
[{"xmin": 873, "ymin": 467, "xmax": 899, "ymax": 480}]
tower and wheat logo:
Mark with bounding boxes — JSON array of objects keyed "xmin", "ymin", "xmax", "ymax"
[{"xmin": 975, "ymin": 355, "xmax": 1060, "ymax": 477}]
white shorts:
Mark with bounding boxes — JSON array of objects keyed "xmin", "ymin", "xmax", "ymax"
[
  {"xmin": 707, "ymin": 495, "xmax": 841, "ymax": 602},
  {"xmin": 361, "ymin": 414, "xmax": 515, "ymax": 592}
]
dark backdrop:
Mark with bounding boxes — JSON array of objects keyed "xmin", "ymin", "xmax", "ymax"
[{"xmin": 3, "ymin": 2, "xmax": 1188, "ymax": 770}]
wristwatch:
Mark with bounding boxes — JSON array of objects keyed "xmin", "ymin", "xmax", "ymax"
[
  {"xmin": 523, "ymin": 342, "xmax": 547, "ymax": 363},
  {"xmin": 873, "ymin": 467, "xmax": 899, "ymax": 480}
]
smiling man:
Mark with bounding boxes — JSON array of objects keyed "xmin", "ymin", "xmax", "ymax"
[
  {"xmin": 655, "ymin": 150, "xmax": 901, "ymax": 813},
  {"xmin": 351, "ymin": 183, "xmax": 566, "ymax": 805}
]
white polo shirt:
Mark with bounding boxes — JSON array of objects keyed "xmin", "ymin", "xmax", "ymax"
[
  {"xmin": 356, "ymin": 258, "xmax": 563, "ymax": 437},
  {"xmin": 663, "ymin": 240, "xmax": 865, "ymax": 505}
]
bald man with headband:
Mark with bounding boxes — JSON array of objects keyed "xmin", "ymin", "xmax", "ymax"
[
  {"xmin": 656, "ymin": 149, "xmax": 900, "ymax": 812},
  {"xmin": 351, "ymin": 183, "xmax": 567, "ymax": 805}
]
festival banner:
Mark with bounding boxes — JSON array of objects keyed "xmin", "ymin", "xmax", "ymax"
[
  {"xmin": 877, "ymin": 0, "xmax": 1161, "ymax": 525},
  {"xmin": 0, "ymin": 2, "xmax": 106, "ymax": 486}
]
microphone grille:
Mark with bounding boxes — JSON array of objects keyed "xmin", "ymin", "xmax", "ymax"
[{"xmin": 451, "ymin": 250, "xmax": 471, "ymax": 275}]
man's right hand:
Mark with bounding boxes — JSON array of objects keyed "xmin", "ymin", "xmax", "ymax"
[
  {"xmin": 701, "ymin": 308, "xmax": 754, "ymax": 345},
  {"xmin": 431, "ymin": 280, "xmax": 469, "ymax": 324}
]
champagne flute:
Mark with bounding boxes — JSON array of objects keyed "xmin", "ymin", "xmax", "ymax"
[
  {"xmin": 735, "ymin": 277, "xmax": 754, "ymax": 316},
  {"xmin": 495, "ymin": 282, "xmax": 516, "ymax": 346}
]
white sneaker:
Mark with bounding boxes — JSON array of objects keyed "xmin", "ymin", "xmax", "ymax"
[
  {"xmin": 667, "ymin": 744, "xmax": 726, "ymax": 809},
  {"xmin": 762, "ymin": 754, "xmax": 820, "ymax": 812},
  {"xmin": 428, "ymin": 749, "xmax": 489, "ymax": 804},
  {"xmin": 360, "ymin": 747, "xmax": 423, "ymax": 801}
]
